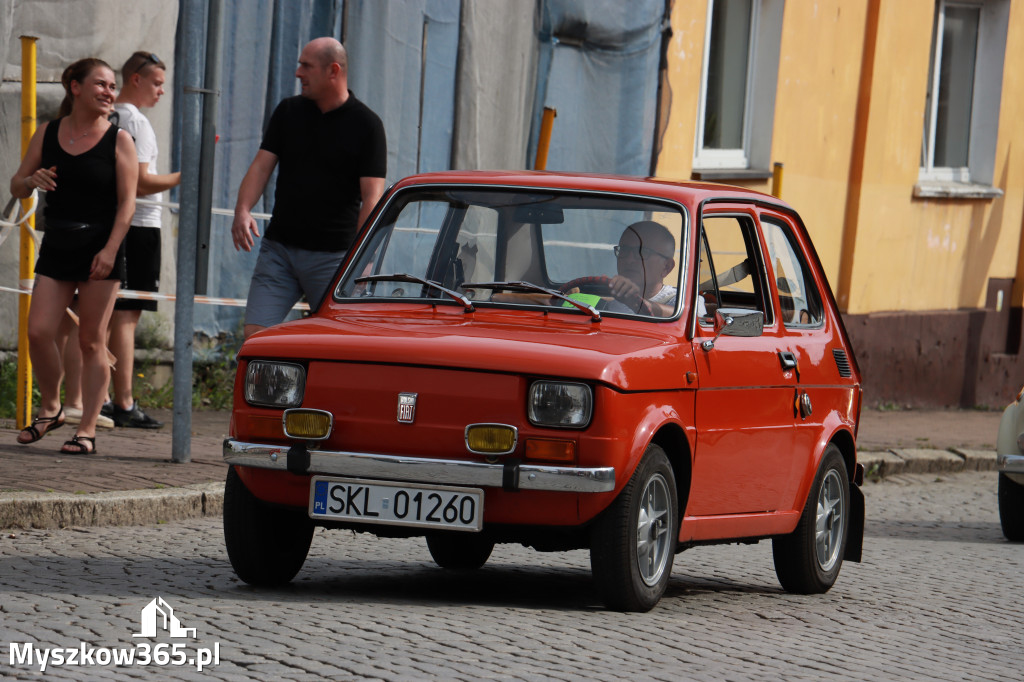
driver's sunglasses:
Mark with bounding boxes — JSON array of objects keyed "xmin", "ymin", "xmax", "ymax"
[
  {"xmin": 131, "ymin": 53, "xmax": 161, "ymax": 76},
  {"xmin": 614, "ymin": 244, "xmax": 672, "ymax": 260}
]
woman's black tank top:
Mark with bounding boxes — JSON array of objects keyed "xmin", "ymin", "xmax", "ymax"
[{"xmin": 40, "ymin": 118, "xmax": 119, "ymax": 226}]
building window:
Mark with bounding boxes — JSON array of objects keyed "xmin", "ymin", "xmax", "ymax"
[
  {"xmin": 921, "ymin": 1, "xmax": 980, "ymax": 182},
  {"xmin": 917, "ymin": 0, "xmax": 1009, "ymax": 195},
  {"xmin": 693, "ymin": 0, "xmax": 784, "ymax": 177}
]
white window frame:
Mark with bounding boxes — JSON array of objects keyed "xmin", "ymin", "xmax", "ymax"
[
  {"xmin": 917, "ymin": 0, "xmax": 1009, "ymax": 195},
  {"xmin": 693, "ymin": 0, "xmax": 784, "ymax": 174}
]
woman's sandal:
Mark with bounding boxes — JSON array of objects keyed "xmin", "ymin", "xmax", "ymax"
[
  {"xmin": 61, "ymin": 435, "xmax": 97, "ymax": 455},
  {"xmin": 17, "ymin": 407, "xmax": 66, "ymax": 444}
]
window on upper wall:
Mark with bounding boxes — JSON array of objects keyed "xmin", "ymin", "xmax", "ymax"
[
  {"xmin": 692, "ymin": 0, "xmax": 784, "ymax": 179},
  {"xmin": 917, "ymin": 0, "xmax": 1009, "ymax": 197}
]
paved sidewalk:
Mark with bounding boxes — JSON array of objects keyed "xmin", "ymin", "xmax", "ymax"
[{"xmin": 0, "ymin": 406, "xmax": 1005, "ymax": 528}]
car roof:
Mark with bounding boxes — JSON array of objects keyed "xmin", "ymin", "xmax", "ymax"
[{"xmin": 389, "ymin": 170, "xmax": 793, "ymax": 211}]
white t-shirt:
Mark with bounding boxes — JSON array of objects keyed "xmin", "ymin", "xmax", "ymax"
[{"xmin": 113, "ymin": 102, "xmax": 163, "ymax": 228}]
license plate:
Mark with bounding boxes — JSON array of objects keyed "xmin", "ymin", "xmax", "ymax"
[{"xmin": 309, "ymin": 477, "xmax": 483, "ymax": 531}]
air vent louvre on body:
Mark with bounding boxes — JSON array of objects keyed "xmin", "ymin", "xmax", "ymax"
[{"xmin": 833, "ymin": 349, "xmax": 852, "ymax": 378}]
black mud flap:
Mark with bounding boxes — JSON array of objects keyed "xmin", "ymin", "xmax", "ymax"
[{"xmin": 845, "ymin": 483, "xmax": 865, "ymax": 562}]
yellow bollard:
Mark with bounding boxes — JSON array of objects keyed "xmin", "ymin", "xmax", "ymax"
[
  {"xmin": 17, "ymin": 36, "xmax": 38, "ymax": 430},
  {"xmin": 534, "ymin": 107, "xmax": 557, "ymax": 171},
  {"xmin": 772, "ymin": 162, "xmax": 784, "ymax": 198}
]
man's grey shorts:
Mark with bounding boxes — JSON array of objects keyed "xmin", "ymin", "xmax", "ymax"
[{"xmin": 244, "ymin": 238, "xmax": 346, "ymax": 328}]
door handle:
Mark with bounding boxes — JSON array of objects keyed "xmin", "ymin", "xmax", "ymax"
[{"xmin": 779, "ymin": 351, "xmax": 800, "ymax": 381}]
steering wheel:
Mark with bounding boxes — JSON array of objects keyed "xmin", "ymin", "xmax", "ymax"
[{"xmin": 559, "ymin": 275, "xmax": 612, "ymax": 296}]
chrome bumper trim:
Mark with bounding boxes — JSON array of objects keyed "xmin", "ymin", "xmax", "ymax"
[
  {"xmin": 998, "ymin": 453, "xmax": 1024, "ymax": 476},
  {"xmin": 223, "ymin": 439, "xmax": 616, "ymax": 493}
]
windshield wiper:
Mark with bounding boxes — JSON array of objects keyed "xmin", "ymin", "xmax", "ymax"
[
  {"xmin": 355, "ymin": 273, "xmax": 475, "ymax": 312},
  {"xmin": 463, "ymin": 280, "xmax": 601, "ymax": 321}
]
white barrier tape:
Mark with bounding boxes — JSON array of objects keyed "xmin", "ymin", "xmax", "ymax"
[
  {"xmin": 0, "ymin": 191, "xmax": 38, "ymax": 228},
  {"xmin": 0, "ymin": 283, "xmax": 309, "ymax": 310},
  {"xmin": 0, "ymin": 192, "xmax": 41, "ymax": 250},
  {"xmin": 135, "ymin": 196, "xmax": 272, "ymax": 221}
]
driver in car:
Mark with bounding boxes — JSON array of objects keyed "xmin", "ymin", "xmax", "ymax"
[{"xmin": 606, "ymin": 220, "xmax": 679, "ymax": 317}]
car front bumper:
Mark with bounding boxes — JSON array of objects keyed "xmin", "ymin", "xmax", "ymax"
[
  {"xmin": 223, "ymin": 439, "xmax": 616, "ymax": 493},
  {"xmin": 998, "ymin": 453, "xmax": 1024, "ymax": 485}
]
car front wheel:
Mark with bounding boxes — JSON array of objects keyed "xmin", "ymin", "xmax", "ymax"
[
  {"xmin": 998, "ymin": 473, "xmax": 1024, "ymax": 542},
  {"xmin": 223, "ymin": 466, "xmax": 314, "ymax": 586},
  {"xmin": 773, "ymin": 445, "xmax": 849, "ymax": 593},
  {"xmin": 590, "ymin": 444, "xmax": 678, "ymax": 612}
]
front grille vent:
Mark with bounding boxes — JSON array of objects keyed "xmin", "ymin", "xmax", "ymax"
[{"xmin": 833, "ymin": 349, "xmax": 852, "ymax": 378}]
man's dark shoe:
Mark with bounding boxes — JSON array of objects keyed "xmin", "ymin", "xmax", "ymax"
[
  {"xmin": 112, "ymin": 402, "xmax": 164, "ymax": 429},
  {"xmin": 100, "ymin": 401, "xmax": 115, "ymax": 418}
]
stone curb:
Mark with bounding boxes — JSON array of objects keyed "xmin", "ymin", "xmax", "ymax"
[
  {"xmin": 0, "ymin": 449, "xmax": 999, "ymax": 529},
  {"xmin": 859, "ymin": 448, "xmax": 998, "ymax": 478},
  {"xmin": 0, "ymin": 482, "xmax": 224, "ymax": 530}
]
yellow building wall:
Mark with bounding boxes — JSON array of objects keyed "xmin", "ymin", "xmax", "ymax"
[
  {"xmin": 656, "ymin": 0, "xmax": 1024, "ymax": 317},
  {"xmin": 769, "ymin": 0, "xmax": 867, "ymax": 286},
  {"xmin": 655, "ymin": 2, "xmax": 708, "ymax": 182},
  {"xmin": 847, "ymin": 0, "xmax": 1024, "ymax": 315}
]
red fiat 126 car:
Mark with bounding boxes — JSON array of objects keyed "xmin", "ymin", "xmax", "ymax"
[{"xmin": 223, "ymin": 171, "xmax": 864, "ymax": 611}]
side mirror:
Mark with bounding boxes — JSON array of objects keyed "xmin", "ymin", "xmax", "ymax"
[{"xmin": 701, "ymin": 308, "xmax": 764, "ymax": 351}]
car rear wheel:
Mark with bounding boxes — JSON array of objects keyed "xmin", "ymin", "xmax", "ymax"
[
  {"xmin": 590, "ymin": 444, "xmax": 678, "ymax": 612},
  {"xmin": 426, "ymin": 533, "xmax": 494, "ymax": 569},
  {"xmin": 773, "ymin": 445, "xmax": 849, "ymax": 593},
  {"xmin": 223, "ymin": 466, "xmax": 314, "ymax": 586},
  {"xmin": 998, "ymin": 473, "xmax": 1024, "ymax": 542}
]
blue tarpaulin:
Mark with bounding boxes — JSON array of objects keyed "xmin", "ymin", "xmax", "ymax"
[
  {"xmin": 528, "ymin": 0, "xmax": 665, "ymax": 176},
  {"xmin": 174, "ymin": 0, "xmax": 460, "ymax": 337}
]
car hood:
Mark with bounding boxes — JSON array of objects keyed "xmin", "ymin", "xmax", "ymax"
[{"xmin": 240, "ymin": 308, "xmax": 696, "ymax": 392}]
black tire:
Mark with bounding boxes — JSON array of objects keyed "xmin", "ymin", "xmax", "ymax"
[
  {"xmin": 590, "ymin": 444, "xmax": 678, "ymax": 612},
  {"xmin": 773, "ymin": 445, "xmax": 849, "ymax": 594},
  {"xmin": 426, "ymin": 533, "xmax": 494, "ymax": 570},
  {"xmin": 223, "ymin": 466, "xmax": 314, "ymax": 586},
  {"xmin": 998, "ymin": 473, "xmax": 1024, "ymax": 542}
]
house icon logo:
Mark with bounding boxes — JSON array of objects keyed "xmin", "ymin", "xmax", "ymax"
[{"xmin": 132, "ymin": 597, "xmax": 197, "ymax": 639}]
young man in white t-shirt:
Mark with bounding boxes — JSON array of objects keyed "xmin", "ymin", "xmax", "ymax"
[{"xmin": 103, "ymin": 52, "xmax": 181, "ymax": 428}]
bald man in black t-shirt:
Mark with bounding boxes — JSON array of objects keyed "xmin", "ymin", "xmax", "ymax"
[{"xmin": 232, "ymin": 37, "xmax": 387, "ymax": 338}]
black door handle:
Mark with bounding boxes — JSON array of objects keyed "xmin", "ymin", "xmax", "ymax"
[{"xmin": 779, "ymin": 351, "xmax": 800, "ymax": 382}]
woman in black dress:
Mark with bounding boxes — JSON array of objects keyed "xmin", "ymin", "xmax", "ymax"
[{"xmin": 9, "ymin": 58, "xmax": 138, "ymax": 454}]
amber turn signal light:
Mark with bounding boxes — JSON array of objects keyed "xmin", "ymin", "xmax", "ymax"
[{"xmin": 524, "ymin": 438, "xmax": 576, "ymax": 464}]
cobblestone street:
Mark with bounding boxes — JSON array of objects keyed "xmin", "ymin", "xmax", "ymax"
[{"xmin": 0, "ymin": 471, "xmax": 1020, "ymax": 680}]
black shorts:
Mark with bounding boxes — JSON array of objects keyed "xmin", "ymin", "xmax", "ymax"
[
  {"xmin": 115, "ymin": 226, "xmax": 161, "ymax": 312},
  {"xmin": 35, "ymin": 223, "xmax": 126, "ymax": 284}
]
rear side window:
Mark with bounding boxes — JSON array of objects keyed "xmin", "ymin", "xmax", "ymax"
[
  {"xmin": 698, "ymin": 214, "xmax": 770, "ymax": 326},
  {"xmin": 761, "ymin": 217, "xmax": 823, "ymax": 327}
]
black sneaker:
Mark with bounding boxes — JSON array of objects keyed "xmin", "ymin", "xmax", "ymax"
[
  {"xmin": 112, "ymin": 402, "xmax": 164, "ymax": 429},
  {"xmin": 101, "ymin": 401, "xmax": 115, "ymax": 418}
]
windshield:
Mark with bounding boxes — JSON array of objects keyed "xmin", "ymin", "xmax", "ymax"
[{"xmin": 334, "ymin": 187, "xmax": 687, "ymax": 319}]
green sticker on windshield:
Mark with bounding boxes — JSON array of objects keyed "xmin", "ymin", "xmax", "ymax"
[{"xmin": 563, "ymin": 293, "xmax": 602, "ymax": 308}]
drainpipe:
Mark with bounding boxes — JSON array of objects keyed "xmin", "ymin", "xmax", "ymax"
[{"xmin": 837, "ymin": 0, "xmax": 881, "ymax": 313}]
